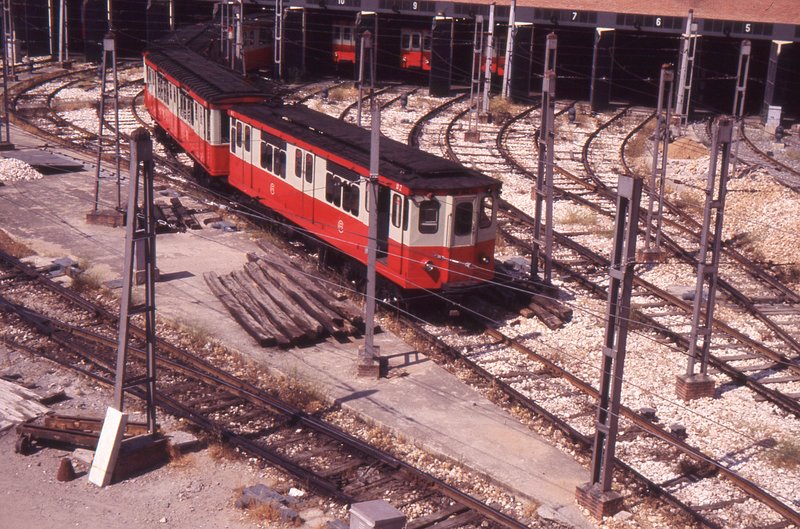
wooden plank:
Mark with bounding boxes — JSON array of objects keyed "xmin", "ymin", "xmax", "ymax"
[
  {"xmin": 250, "ymin": 261, "xmax": 347, "ymax": 337},
  {"xmin": 234, "ymin": 272, "xmax": 315, "ymax": 343},
  {"xmin": 252, "ymin": 245, "xmax": 364, "ymax": 327},
  {"xmin": 203, "ymin": 272, "xmax": 275, "ymax": 347},
  {"xmin": 0, "ymin": 379, "xmax": 49, "ymax": 433},
  {"xmin": 225, "ymin": 271, "xmax": 292, "ymax": 347},
  {"xmin": 244, "ymin": 262, "xmax": 326, "ymax": 338},
  {"xmin": 406, "ymin": 505, "xmax": 470, "ymax": 529}
]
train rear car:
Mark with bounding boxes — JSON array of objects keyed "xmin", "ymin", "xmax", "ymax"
[
  {"xmin": 143, "ymin": 47, "xmax": 265, "ymax": 179},
  {"xmin": 227, "ymin": 104, "xmax": 500, "ymax": 293}
]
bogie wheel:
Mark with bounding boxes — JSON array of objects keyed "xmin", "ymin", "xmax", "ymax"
[{"xmin": 376, "ymin": 279, "xmax": 406, "ymax": 312}]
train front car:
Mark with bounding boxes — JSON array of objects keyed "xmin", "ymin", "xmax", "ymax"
[
  {"xmin": 400, "ymin": 28, "xmax": 432, "ymax": 71},
  {"xmin": 143, "ymin": 47, "xmax": 265, "ymax": 181},
  {"xmin": 227, "ymin": 104, "xmax": 500, "ymax": 296}
]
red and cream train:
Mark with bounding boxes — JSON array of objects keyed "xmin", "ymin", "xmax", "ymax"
[{"xmin": 143, "ymin": 46, "xmax": 501, "ymax": 296}]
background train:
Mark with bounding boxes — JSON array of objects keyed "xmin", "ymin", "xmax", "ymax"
[{"xmin": 143, "ymin": 46, "xmax": 501, "ymax": 296}]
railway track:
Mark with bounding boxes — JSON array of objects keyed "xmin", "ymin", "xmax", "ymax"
[
  {"xmin": 409, "ymin": 99, "xmax": 800, "ymax": 527},
  {"xmin": 739, "ymin": 121, "xmax": 800, "ymax": 192},
  {"xmin": 0, "ymin": 249, "xmax": 531, "ymax": 529}
]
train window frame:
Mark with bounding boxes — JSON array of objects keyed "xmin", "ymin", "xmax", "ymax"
[
  {"xmin": 401, "ymin": 33, "xmax": 411, "ymax": 50},
  {"xmin": 454, "ymin": 201, "xmax": 474, "ymax": 237},
  {"xmin": 391, "ymin": 194, "xmax": 403, "ymax": 228},
  {"xmin": 411, "ymin": 33, "xmax": 421, "ymax": 50},
  {"xmin": 305, "ymin": 153, "xmax": 313, "ymax": 184},
  {"xmin": 343, "ymin": 26, "xmax": 353, "ymax": 43},
  {"xmin": 236, "ymin": 122, "xmax": 243, "ymax": 149},
  {"xmin": 418, "ymin": 199, "xmax": 440, "ymax": 234},
  {"xmin": 423, "ymin": 35, "xmax": 431, "ymax": 51},
  {"xmin": 244, "ymin": 126, "xmax": 251, "ymax": 153},
  {"xmin": 479, "ymin": 195, "xmax": 494, "ymax": 229}
]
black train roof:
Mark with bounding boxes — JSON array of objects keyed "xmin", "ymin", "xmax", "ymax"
[
  {"xmin": 232, "ymin": 104, "xmax": 501, "ymax": 193},
  {"xmin": 144, "ymin": 46, "xmax": 265, "ymax": 104}
]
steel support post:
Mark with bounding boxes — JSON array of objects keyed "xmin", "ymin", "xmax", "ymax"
[
  {"xmin": 640, "ymin": 64, "xmax": 674, "ymax": 263},
  {"xmin": 675, "ymin": 10, "xmax": 698, "ymax": 125},
  {"xmin": 0, "ymin": 0, "xmax": 11, "ymax": 148},
  {"xmin": 48, "ymin": 0, "xmax": 55, "ymax": 57},
  {"xmin": 481, "ymin": 3, "xmax": 495, "ymax": 115},
  {"xmin": 500, "ymin": 0, "xmax": 515, "ymax": 99},
  {"xmin": 532, "ymin": 33, "xmax": 557, "ymax": 284},
  {"xmin": 237, "ymin": 0, "xmax": 245, "ymax": 74},
  {"xmin": 465, "ymin": 15, "xmax": 484, "ymax": 141},
  {"xmin": 113, "ymin": 128, "xmax": 158, "ymax": 434},
  {"xmin": 576, "ymin": 174, "xmax": 643, "ymax": 519},
  {"xmin": 273, "ymin": 0, "xmax": 283, "ymax": 80},
  {"xmin": 106, "ymin": 0, "xmax": 113, "ymax": 31},
  {"xmin": 359, "ymin": 31, "xmax": 380, "ymax": 379},
  {"xmin": 589, "ymin": 28, "xmax": 614, "ymax": 112},
  {"xmin": 59, "ymin": 0, "xmax": 66, "ymax": 62},
  {"xmin": 730, "ymin": 40, "xmax": 751, "ymax": 179},
  {"xmin": 169, "ymin": 0, "xmax": 175, "ymax": 31},
  {"xmin": 678, "ymin": 118, "xmax": 733, "ymax": 400}
]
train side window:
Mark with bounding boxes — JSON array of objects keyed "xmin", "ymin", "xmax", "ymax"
[
  {"xmin": 325, "ymin": 172, "xmax": 335, "ymax": 203},
  {"xmin": 305, "ymin": 153, "xmax": 313, "ymax": 184},
  {"xmin": 236, "ymin": 122, "xmax": 243, "ymax": 149},
  {"xmin": 343, "ymin": 26, "xmax": 352, "ymax": 43},
  {"xmin": 277, "ymin": 150, "xmax": 286, "ymax": 179},
  {"xmin": 391, "ymin": 194, "xmax": 403, "ymax": 228},
  {"xmin": 411, "ymin": 33, "xmax": 421, "ymax": 50},
  {"xmin": 401, "ymin": 33, "xmax": 411, "ymax": 50},
  {"xmin": 403, "ymin": 197, "xmax": 409, "ymax": 230},
  {"xmin": 423, "ymin": 35, "xmax": 431, "ymax": 51},
  {"xmin": 479, "ymin": 195, "xmax": 494, "ymax": 228},
  {"xmin": 244, "ymin": 126, "xmax": 251, "ymax": 153},
  {"xmin": 454, "ymin": 202, "xmax": 473, "ymax": 236},
  {"xmin": 419, "ymin": 200, "xmax": 439, "ymax": 234}
]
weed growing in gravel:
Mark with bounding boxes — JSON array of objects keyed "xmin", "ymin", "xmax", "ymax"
[
  {"xmin": 561, "ymin": 207, "xmax": 597, "ymax": 226},
  {"xmin": 489, "ymin": 97, "xmax": 525, "ymax": 123},
  {"xmin": 71, "ymin": 268, "xmax": 104, "ymax": 293},
  {"xmin": 0, "ymin": 229, "xmax": 35, "ymax": 257},
  {"xmin": 327, "ymin": 85, "xmax": 357, "ymax": 102},
  {"xmin": 208, "ymin": 442, "xmax": 240, "ymax": 461},
  {"xmin": 764, "ymin": 439, "xmax": 800, "ymax": 469}
]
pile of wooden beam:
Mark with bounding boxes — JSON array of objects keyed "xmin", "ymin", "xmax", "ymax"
[{"xmin": 204, "ymin": 247, "xmax": 364, "ymax": 348}]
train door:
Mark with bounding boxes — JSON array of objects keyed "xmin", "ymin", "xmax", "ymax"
[
  {"xmin": 388, "ymin": 191, "xmax": 407, "ymax": 275},
  {"xmin": 377, "ymin": 185, "xmax": 391, "ymax": 261},
  {"xmin": 301, "ymin": 151, "xmax": 315, "ymax": 224},
  {"xmin": 243, "ymin": 123, "xmax": 254, "ymax": 191},
  {"xmin": 451, "ymin": 196, "xmax": 477, "ymax": 248}
]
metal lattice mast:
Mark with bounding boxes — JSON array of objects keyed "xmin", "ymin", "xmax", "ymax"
[
  {"xmin": 730, "ymin": 40, "xmax": 752, "ymax": 179},
  {"xmin": 481, "ymin": 3, "xmax": 495, "ymax": 115},
  {"xmin": 532, "ymin": 33, "xmax": 557, "ymax": 284},
  {"xmin": 500, "ymin": 0, "xmax": 515, "ymax": 99},
  {"xmin": 466, "ymin": 15, "xmax": 484, "ymax": 141},
  {"xmin": 641, "ymin": 64, "xmax": 674, "ymax": 261},
  {"xmin": 92, "ymin": 34, "xmax": 120, "ymax": 212},
  {"xmin": 684, "ymin": 118, "xmax": 733, "ymax": 380},
  {"xmin": 577, "ymin": 174, "xmax": 643, "ymax": 517},
  {"xmin": 674, "ymin": 10, "xmax": 698, "ymax": 125},
  {"xmin": 113, "ymin": 128, "xmax": 158, "ymax": 433}
]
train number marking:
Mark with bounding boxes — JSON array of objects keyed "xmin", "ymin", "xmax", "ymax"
[
  {"xmin": 270, "ymin": 183, "xmax": 275, "ymax": 195},
  {"xmin": 572, "ymin": 11, "xmax": 578, "ymax": 21},
  {"xmin": 338, "ymin": 220, "xmax": 344, "ymax": 233}
]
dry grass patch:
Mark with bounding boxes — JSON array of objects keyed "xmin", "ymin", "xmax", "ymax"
[
  {"xmin": 669, "ymin": 136, "xmax": 707, "ymax": 160},
  {"xmin": 560, "ymin": 207, "xmax": 597, "ymax": 226},
  {"xmin": 489, "ymin": 97, "xmax": 526, "ymax": 122},
  {"xmin": 208, "ymin": 441, "xmax": 240, "ymax": 462},
  {"xmin": 0, "ymin": 229, "xmax": 34, "ymax": 258}
]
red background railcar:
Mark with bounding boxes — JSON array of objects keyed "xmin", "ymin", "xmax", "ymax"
[{"xmin": 400, "ymin": 28, "xmax": 432, "ymax": 71}]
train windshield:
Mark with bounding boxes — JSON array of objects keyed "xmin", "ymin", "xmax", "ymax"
[
  {"xmin": 454, "ymin": 202, "xmax": 473, "ymax": 236},
  {"xmin": 479, "ymin": 194, "xmax": 494, "ymax": 229}
]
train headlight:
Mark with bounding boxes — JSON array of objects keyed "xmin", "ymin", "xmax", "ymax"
[
  {"xmin": 423, "ymin": 260, "xmax": 435, "ymax": 273},
  {"xmin": 480, "ymin": 255, "xmax": 490, "ymax": 265}
]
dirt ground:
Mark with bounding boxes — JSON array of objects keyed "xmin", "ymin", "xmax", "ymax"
[{"xmin": 0, "ymin": 345, "xmax": 336, "ymax": 529}]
